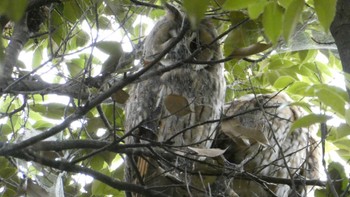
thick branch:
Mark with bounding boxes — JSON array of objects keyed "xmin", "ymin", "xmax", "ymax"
[
  {"xmin": 330, "ymin": 0, "xmax": 350, "ymax": 99},
  {"xmin": 0, "ymin": 17, "xmax": 30, "ymax": 89},
  {"xmin": 3, "ymin": 78, "xmax": 90, "ymax": 99}
]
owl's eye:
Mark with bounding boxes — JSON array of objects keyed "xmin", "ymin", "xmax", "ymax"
[
  {"xmin": 189, "ymin": 35, "xmax": 201, "ymax": 54},
  {"xmin": 189, "ymin": 29, "xmax": 215, "ymax": 61}
]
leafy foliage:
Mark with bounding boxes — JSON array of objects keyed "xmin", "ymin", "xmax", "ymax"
[{"xmin": 0, "ymin": 0, "xmax": 348, "ymax": 196}]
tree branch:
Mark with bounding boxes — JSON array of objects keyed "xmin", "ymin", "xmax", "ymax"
[
  {"xmin": 11, "ymin": 149, "xmax": 168, "ymax": 197},
  {"xmin": 0, "ymin": 16, "xmax": 30, "ymax": 89},
  {"xmin": 1, "ymin": 139, "xmax": 326, "ymax": 188},
  {"xmin": 330, "ymin": 0, "xmax": 350, "ymax": 99},
  {"xmin": 0, "ymin": 19, "xmax": 190, "ymax": 155}
]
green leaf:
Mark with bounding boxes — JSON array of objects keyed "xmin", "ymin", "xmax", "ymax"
[
  {"xmin": 75, "ymin": 31, "xmax": 90, "ymax": 47},
  {"xmin": 0, "ymin": 167, "xmax": 17, "ymax": 179},
  {"xmin": 0, "ymin": 0, "xmax": 9, "ymax": 14},
  {"xmin": 63, "ymin": 1, "xmax": 82, "ymax": 23},
  {"xmin": 223, "ymin": 27, "xmax": 246, "ymax": 57},
  {"xmin": 336, "ymin": 124, "xmax": 350, "ymax": 140},
  {"xmin": 96, "ymin": 41, "xmax": 123, "ymax": 74},
  {"xmin": 273, "ymin": 76, "xmax": 295, "ymax": 89},
  {"xmin": 96, "ymin": 41, "xmax": 122, "ymax": 55},
  {"xmin": 248, "ymin": 0, "xmax": 268, "ymax": 19},
  {"xmin": 66, "ymin": 58, "xmax": 84, "ymax": 77},
  {"xmin": 268, "ymin": 59, "xmax": 294, "ymax": 70},
  {"xmin": 2, "ymin": 187, "xmax": 16, "ymax": 197},
  {"xmin": 31, "ymin": 103, "xmax": 74, "ymax": 119},
  {"xmin": 91, "ymin": 156, "xmax": 105, "ymax": 170},
  {"xmin": 286, "ymin": 81, "xmax": 314, "ymax": 96},
  {"xmin": 316, "ymin": 87, "xmax": 346, "ymax": 117},
  {"xmin": 33, "ymin": 120, "xmax": 54, "ymax": 130},
  {"xmin": 278, "ymin": 0, "xmax": 293, "ymax": 8},
  {"xmin": 262, "ymin": 2, "xmax": 284, "ymax": 44},
  {"xmin": 183, "ymin": 0, "xmax": 210, "ymax": 28},
  {"xmin": 32, "ymin": 46, "xmax": 43, "ymax": 68},
  {"xmin": 51, "ymin": 10, "xmax": 66, "ymax": 45},
  {"xmin": 283, "ymin": 0, "xmax": 304, "ymax": 41},
  {"xmin": 98, "ymin": 16, "xmax": 112, "ymax": 29},
  {"xmin": 345, "ymin": 109, "xmax": 350, "ymax": 127},
  {"xmin": 298, "ymin": 50, "xmax": 317, "ymax": 63},
  {"xmin": 291, "ymin": 113, "xmax": 330, "ymax": 131},
  {"xmin": 327, "ymin": 162, "xmax": 348, "ymax": 193},
  {"xmin": 314, "ymin": 0, "xmax": 336, "ymax": 31},
  {"xmin": 0, "ymin": 0, "xmax": 28, "ymax": 22},
  {"xmin": 222, "ymin": 0, "xmax": 257, "ymax": 10}
]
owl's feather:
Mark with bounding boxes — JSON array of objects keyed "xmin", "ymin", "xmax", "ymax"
[
  {"xmin": 213, "ymin": 93, "xmax": 321, "ymax": 197},
  {"xmin": 124, "ymin": 4, "xmax": 225, "ymax": 196}
]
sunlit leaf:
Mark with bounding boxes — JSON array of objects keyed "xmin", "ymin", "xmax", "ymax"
[
  {"xmin": 316, "ymin": 87, "xmax": 346, "ymax": 116},
  {"xmin": 273, "ymin": 76, "xmax": 295, "ymax": 89},
  {"xmin": 268, "ymin": 59, "xmax": 294, "ymax": 70},
  {"xmin": 98, "ymin": 16, "xmax": 112, "ymax": 29},
  {"xmin": 298, "ymin": 50, "xmax": 317, "ymax": 62},
  {"xmin": 283, "ymin": 0, "xmax": 304, "ymax": 41},
  {"xmin": 229, "ymin": 43, "xmax": 272, "ymax": 58},
  {"xmin": 262, "ymin": 2, "xmax": 284, "ymax": 44},
  {"xmin": 291, "ymin": 113, "xmax": 331, "ymax": 131},
  {"xmin": 32, "ymin": 46, "xmax": 43, "ymax": 68},
  {"xmin": 278, "ymin": 0, "xmax": 293, "ymax": 8},
  {"xmin": 91, "ymin": 156, "xmax": 105, "ymax": 170},
  {"xmin": 248, "ymin": 0, "xmax": 268, "ymax": 19},
  {"xmin": 33, "ymin": 120, "xmax": 54, "ymax": 130},
  {"xmin": 337, "ymin": 124, "xmax": 350, "ymax": 140},
  {"xmin": 63, "ymin": 1, "xmax": 82, "ymax": 23},
  {"xmin": 287, "ymin": 81, "xmax": 313, "ymax": 96},
  {"xmin": 222, "ymin": 0, "xmax": 257, "ymax": 10},
  {"xmin": 314, "ymin": 0, "xmax": 336, "ymax": 31}
]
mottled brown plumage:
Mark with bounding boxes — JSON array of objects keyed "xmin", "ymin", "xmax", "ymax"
[
  {"xmin": 124, "ymin": 4, "xmax": 225, "ymax": 196},
  {"xmin": 214, "ymin": 93, "xmax": 320, "ymax": 197}
]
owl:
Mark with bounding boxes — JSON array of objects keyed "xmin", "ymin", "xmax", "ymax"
[
  {"xmin": 212, "ymin": 93, "xmax": 320, "ymax": 197},
  {"xmin": 124, "ymin": 4, "xmax": 226, "ymax": 197}
]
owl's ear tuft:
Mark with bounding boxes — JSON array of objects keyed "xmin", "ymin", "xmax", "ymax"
[{"xmin": 164, "ymin": 3, "xmax": 183, "ymax": 22}]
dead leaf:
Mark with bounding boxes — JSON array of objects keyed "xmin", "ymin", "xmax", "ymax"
[
  {"xmin": 111, "ymin": 89, "xmax": 129, "ymax": 104},
  {"xmin": 164, "ymin": 94, "xmax": 192, "ymax": 116},
  {"xmin": 188, "ymin": 147, "xmax": 227, "ymax": 157},
  {"xmin": 221, "ymin": 119, "xmax": 270, "ymax": 146}
]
